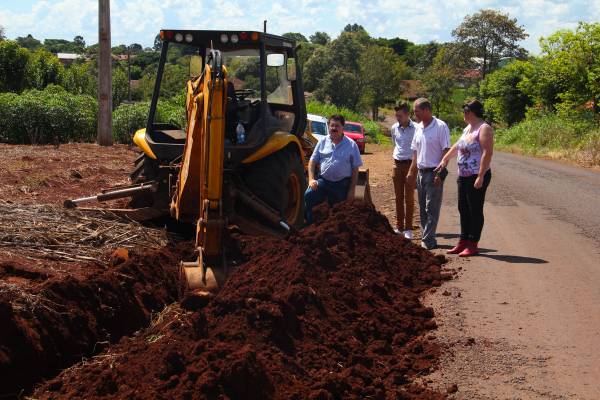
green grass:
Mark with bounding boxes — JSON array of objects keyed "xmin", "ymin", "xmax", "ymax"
[{"xmin": 495, "ymin": 113, "xmax": 600, "ymax": 166}]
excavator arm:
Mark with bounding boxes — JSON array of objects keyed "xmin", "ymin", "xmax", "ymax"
[{"xmin": 173, "ymin": 51, "xmax": 227, "ymax": 291}]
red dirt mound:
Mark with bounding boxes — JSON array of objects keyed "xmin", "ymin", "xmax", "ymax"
[
  {"xmin": 35, "ymin": 202, "xmax": 448, "ymax": 399},
  {"xmin": 0, "ymin": 243, "xmax": 193, "ymax": 398}
]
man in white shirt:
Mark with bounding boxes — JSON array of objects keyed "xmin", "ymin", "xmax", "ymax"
[
  {"xmin": 390, "ymin": 103, "xmax": 416, "ymax": 239},
  {"xmin": 408, "ymin": 98, "xmax": 451, "ymax": 250}
]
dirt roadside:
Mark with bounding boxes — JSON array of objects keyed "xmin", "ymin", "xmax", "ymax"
[{"xmin": 363, "ymin": 141, "xmax": 600, "ymax": 399}]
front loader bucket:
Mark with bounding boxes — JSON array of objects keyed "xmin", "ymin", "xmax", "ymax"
[{"xmin": 354, "ymin": 168, "xmax": 372, "ymax": 205}]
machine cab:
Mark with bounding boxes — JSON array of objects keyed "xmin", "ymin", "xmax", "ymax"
[{"xmin": 141, "ymin": 30, "xmax": 307, "ymax": 166}]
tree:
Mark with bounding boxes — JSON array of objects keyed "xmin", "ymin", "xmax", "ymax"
[
  {"xmin": 129, "ymin": 43, "xmax": 143, "ymax": 54},
  {"xmin": 26, "ymin": 48, "xmax": 64, "ymax": 89},
  {"xmin": 374, "ymin": 37, "xmax": 413, "ymax": 56},
  {"xmin": 480, "ymin": 60, "xmax": 532, "ymax": 125},
  {"xmin": 452, "ymin": 9, "xmax": 528, "ymax": 78},
  {"xmin": 403, "ymin": 41, "xmax": 440, "ymax": 72},
  {"xmin": 315, "ymin": 67, "xmax": 361, "ymax": 109},
  {"xmin": 359, "ymin": 46, "xmax": 405, "ymax": 120},
  {"xmin": 310, "ymin": 32, "xmax": 330, "ymax": 45},
  {"xmin": 153, "ymin": 34, "xmax": 162, "ymax": 51},
  {"xmin": 0, "ymin": 40, "xmax": 30, "ymax": 92},
  {"xmin": 73, "ymin": 35, "xmax": 86, "ymax": 53},
  {"xmin": 422, "ymin": 67, "xmax": 456, "ymax": 114},
  {"xmin": 282, "ymin": 32, "xmax": 308, "ymax": 43},
  {"xmin": 302, "ymin": 46, "xmax": 334, "ymax": 92},
  {"xmin": 63, "ymin": 62, "xmax": 96, "ymax": 96},
  {"xmin": 0, "ymin": 26, "xmax": 5, "ymax": 40},
  {"xmin": 43, "ymin": 38, "xmax": 75, "ymax": 53},
  {"xmin": 344, "ymin": 23, "xmax": 367, "ymax": 34},
  {"xmin": 112, "ymin": 67, "xmax": 129, "ymax": 108},
  {"xmin": 16, "ymin": 34, "xmax": 42, "ymax": 50}
]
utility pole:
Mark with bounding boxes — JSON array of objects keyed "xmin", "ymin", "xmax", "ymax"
[
  {"xmin": 127, "ymin": 46, "xmax": 131, "ymax": 102},
  {"xmin": 97, "ymin": 0, "xmax": 113, "ymax": 146}
]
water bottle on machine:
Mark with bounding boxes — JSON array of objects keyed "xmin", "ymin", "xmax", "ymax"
[{"xmin": 236, "ymin": 122, "xmax": 246, "ymax": 144}]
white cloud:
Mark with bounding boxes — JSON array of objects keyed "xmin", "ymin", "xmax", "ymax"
[{"xmin": 1, "ymin": 0, "xmax": 599, "ymax": 51}]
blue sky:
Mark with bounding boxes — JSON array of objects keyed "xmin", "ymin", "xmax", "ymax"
[{"xmin": 1, "ymin": 0, "xmax": 599, "ymax": 54}]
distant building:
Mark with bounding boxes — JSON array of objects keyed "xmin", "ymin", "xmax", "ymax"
[{"xmin": 56, "ymin": 53, "xmax": 84, "ymax": 65}]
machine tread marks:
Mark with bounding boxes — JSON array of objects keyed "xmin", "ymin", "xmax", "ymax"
[{"xmin": 243, "ymin": 144, "xmax": 307, "ymax": 230}]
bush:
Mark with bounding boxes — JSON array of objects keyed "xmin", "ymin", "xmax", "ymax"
[
  {"xmin": 112, "ymin": 98, "xmax": 186, "ymax": 144},
  {"xmin": 0, "ymin": 87, "xmax": 97, "ymax": 144},
  {"xmin": 495, "ymin": 112, "xmax": 599, "ymax": 155}
]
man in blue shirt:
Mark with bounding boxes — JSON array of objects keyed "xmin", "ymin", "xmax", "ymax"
[
  {"xmin": 305, "ymin": 114, "xmax": 363, "ymax": 224},
  {"xmin": 391, "ymin": 102, "xmax": 416, "ymax": 239}
]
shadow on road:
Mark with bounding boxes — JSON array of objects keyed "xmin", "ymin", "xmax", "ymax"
[
  {"xmin": 437, "ymin": 233, "xmax": 460, "ymax": 239},
  {"xmin": 480, "ymin": 254, "xmax": 549, "ymax": 264}
]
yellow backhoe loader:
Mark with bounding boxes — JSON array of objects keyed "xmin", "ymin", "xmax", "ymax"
[{"xmin": 67, "ymin": 30, "xmax": 371, "ymax": 293}]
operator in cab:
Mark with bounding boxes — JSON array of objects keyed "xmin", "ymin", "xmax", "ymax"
[{"xmin": 304, "ymin": 114, "xmax": 363, "ymax": 224}]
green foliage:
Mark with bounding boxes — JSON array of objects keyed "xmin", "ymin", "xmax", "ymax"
[
  {"xmin": 310, "ymin": 32, "xmax": 330, "ymax": 45},
  {"xmin": 112, "ymin": 98, "xmax": 185, "ymax": 144},
  {"xmin": 315, "ymin": 67, "xmax": 361, "ymax": 110},
  {"xmin": 452, "ymin": 9, "xmax": 528, "ymax": 78},
  {"xmin": 422, "ymin": 67, "xmax": 456, "ymax": 114},
  {"xmin": 16, "ymin": 34, "xmax": 42, "ymax": 50},
  {"xmin": 0, "ymin": 86, "xmax": 97, "ymax": 144},
  {"xmin": 495, "ymin": 112, "xmax": 599, "ymax": 159},
  {"xmin": 112, "ymin": 67, "xmax": 129, "ymax": 108},
  {"xmin": 26, "ymin": 48, "xmax": 64, "ymax": 90},
  {"xmin": 480, "ymin": 60, "xmax": 532, "ymax": 125},
  {"xmin": 62, "ymin": 62, "xmax": 96, "ymax": 96},
  {"xmin": 0, "ymin": 40, "xmax": 30, "ymax": 92},
  {"xmin": 532, "ymin": 22, "xmax": 600, "ymax": 113},
  {"xmin": 402, "ymin": 41, "xmax": 440, "ymax": 72},
  {"xmin": 43, "ymin": 37, "xmax": 85, "ymax": 54},
  {"xmin": 306, "ymin": 101, "xmax": 386, "ymax": 144},
  {"xmin": 282, "ymin": 32, "xmax": 308, "ymax": 43},
  {"xmin": 359, "ymin": 46, "xmax": 405, "ymax": 119}
]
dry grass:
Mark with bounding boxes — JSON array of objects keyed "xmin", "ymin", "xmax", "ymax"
[{"xmin": 0, "ymin": 201, "xmax": 168, "ymax": 263}]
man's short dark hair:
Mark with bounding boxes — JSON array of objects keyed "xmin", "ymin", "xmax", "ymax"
[
  {"xmin": 394, "ymin": 102, "xmax": 410, "ymax": 113},
  {"xmin": 328, "ymin": 114, "xmax": 345, "ymax": 126},
  {"xmin": 414, "ymin": 98, "xmax": 432, "ymax": 111}
]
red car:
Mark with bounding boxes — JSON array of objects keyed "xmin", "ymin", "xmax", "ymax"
[{"xmin": 343, "ymin": 121, "xmax": 366, "ymax": 154}]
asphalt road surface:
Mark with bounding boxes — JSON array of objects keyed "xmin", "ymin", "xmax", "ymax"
[{"xmin": 365, "ymin": 147, "xmax": 600, "ymax": 399}]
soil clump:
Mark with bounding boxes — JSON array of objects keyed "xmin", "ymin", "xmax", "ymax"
[
  {"xmin": 0, "ymin": 243, "xmax": 193, "ymax": 397},
  {"xmin": 35, "ymin": 202, "xmax": 447, "ymax": 399}
]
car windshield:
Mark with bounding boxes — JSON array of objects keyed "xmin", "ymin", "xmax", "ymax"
[
  {"xmin": 310, "ymin": 121, "xmax": 327, "ymax": 135},
  {"xmin": 344, "ymin": 124, "xmax": 362, "ymax": 133}
]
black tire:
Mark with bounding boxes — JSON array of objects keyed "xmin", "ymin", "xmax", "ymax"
[
  {"xmin": 129, "ymin": 154, "xmax": 160, "ymax": 208},
  {"xmin": 243, "ymin": 144, "xmax": 307, "ymax": 230}
]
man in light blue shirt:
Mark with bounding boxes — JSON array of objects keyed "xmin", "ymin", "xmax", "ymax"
[
  {"xmin": 305, "ymin": 114, "xmax": 363, "ymax": 223},
  {"xmin": 391, "ymin": 103, "xmax": 417, "ymax": 239}
]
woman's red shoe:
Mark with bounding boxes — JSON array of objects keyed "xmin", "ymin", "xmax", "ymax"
[
  {"xmin": 459, "ymin": 242, "xmax": 479, "ymax": 257},
  {"xmin": 447, "ymin": 239, "xmax": 469, "ymax": 254}
]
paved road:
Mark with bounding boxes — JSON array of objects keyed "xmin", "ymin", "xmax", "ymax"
[{"xmin": 423, "ymin": 151, "xmax": 600, "ymax": 399}]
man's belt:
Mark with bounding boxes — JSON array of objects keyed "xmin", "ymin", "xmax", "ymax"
[
  {"xmin": 418, "ymin": 167, "xmax": 436, "ymax": 173},
  {"xmin": 394, "ymin": 159, "xmax": 412, "ymax": 164}
]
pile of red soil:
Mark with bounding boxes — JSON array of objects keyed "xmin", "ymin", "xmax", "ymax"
[
  {"xmin": 34, "ymin": 202, "xmax": 448, "ymax": 399},
  {"xmin": 0, "ymin": 244, "xmax": 193, "ymax": 398}
]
